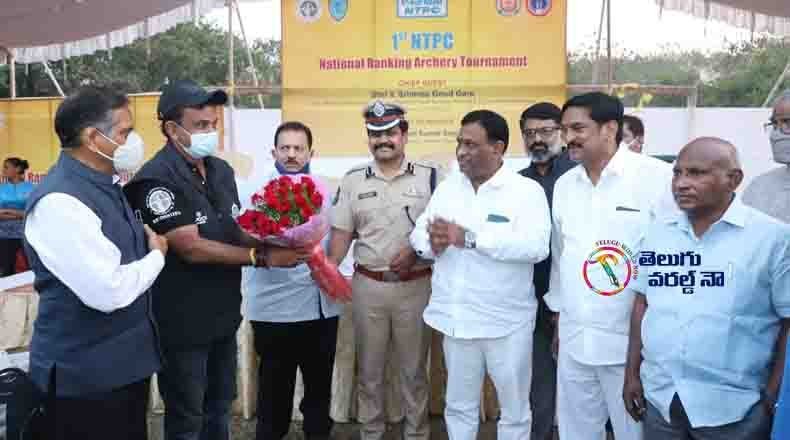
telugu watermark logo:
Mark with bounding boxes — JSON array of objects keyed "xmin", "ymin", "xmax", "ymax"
[
  {"xmin": 640, "ymin": 251, "xmax": 725, "ymax": 294},
  {"xmin": 583, "ymin": 240, "xmax": 637, "ymax": 296}
]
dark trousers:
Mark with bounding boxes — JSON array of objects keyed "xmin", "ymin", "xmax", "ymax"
[
  {"xmin": 644, "ymin": 394, "xmax": 771, "ymax": 440},
  {"xmin": 0, "ymin": 238, "xmax": 21, "ymax": 276},
  {"xmin": 530, "ymin": 300, "xmax": 557, "ymax": 440},
  {"xmin": 46, "ymin": 378, "xmax": 150, "ymax": 440},
  {"xmin": 158, "ymin": 332, "xmax": 238, "ymax": 440},
  {"xmin": 252, "ymin": 317, "xmax": 340, "ymax": 440}
]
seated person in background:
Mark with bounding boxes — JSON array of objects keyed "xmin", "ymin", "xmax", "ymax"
[
  {"xmin": 0, "ymin": 157, "xmax": 33, "ymax": 275},
  {"xmin": 622, "ymin": 115, "xmax": 645, "ymax": 153}
]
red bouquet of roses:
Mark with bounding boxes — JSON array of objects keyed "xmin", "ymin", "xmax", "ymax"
[{"xmin": 237, "ymin": 175, "xmax": 352, "ymax": 302}]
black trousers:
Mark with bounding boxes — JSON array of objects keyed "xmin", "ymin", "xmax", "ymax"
[
  {"xmin": 45, "ymin": 378, "xmax": 150, "ymax": 440},
  {"xmin": 252, "ymin": 317, "xmax": 339, "ymax": 440},
  {"xmin": 531, "ymin": 298, "xmax": 557, "ymax": 440},
  {"xmin": 0, "ymin": 238, "xmax": 21, "ymax": 277}
]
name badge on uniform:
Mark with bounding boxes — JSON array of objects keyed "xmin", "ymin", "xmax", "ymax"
[{"xmin": 358, "ymin": 191, "xmax": 377, "ymax": 200}]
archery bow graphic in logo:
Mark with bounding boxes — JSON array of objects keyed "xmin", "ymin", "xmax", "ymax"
[{"xmin": 582, "ymin": 240, "xmax": 638, "ymax": 296}]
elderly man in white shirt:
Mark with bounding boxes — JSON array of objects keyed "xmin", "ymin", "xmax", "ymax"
[
  {"xmin": 411, "ymin": 110, "xmax": 551, "ymax": 440},
  {"xmin": 546, "ymin": 92, "xmax": 675, "ymax": 440}
]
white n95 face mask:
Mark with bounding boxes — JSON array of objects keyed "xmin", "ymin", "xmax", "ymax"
[{"xmin": 96, "ymin": 130, "xmax": 146, "ymax": 172}]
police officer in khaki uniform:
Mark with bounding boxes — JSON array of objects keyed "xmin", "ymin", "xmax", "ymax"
[{"xmin": 329, "ymin": 101, "xmax": 440, "ymax": 440}]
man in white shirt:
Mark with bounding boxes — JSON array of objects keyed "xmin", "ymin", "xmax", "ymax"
[
  {"xmin": 24, "ymin": 86, "xmax": 169, "ymax": 439},
  {"xmin": 546, "ymin": 92, "xmax": 674, "ymax": 440},
  {"xmin": 411, "ymin": 110, "xmax": 551, "ymax": 440}
]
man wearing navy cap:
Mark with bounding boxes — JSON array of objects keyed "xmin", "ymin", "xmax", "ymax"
[
  {"xmin": 125, "ymin": 80, "xmax": 307, "ymax": 440},
  {"xmin": 329, "ymin": 100, "xmax": 442, "ymax": 440}
]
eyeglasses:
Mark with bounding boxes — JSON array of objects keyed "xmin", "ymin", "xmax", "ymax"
[
  {"xmin": 523, "ymin": 126, "xmax": 561, "ymax": 139},
  {"xmin": 764, "ymin": 117, "xmax": 790, "ymax": 135}
]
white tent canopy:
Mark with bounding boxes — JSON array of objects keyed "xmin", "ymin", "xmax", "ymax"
[
  {"xmin": 655, "ymin": 0, "xmax": 790, "ymax": 36},
  {"xmin": 0, "ymin": 0, "xmax": 244, "ymax": 64}
]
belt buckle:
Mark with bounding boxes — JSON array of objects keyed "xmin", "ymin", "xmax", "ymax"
[{"xmin": 382, "ymin": 271, "xmax": 400, "ymax": 282}]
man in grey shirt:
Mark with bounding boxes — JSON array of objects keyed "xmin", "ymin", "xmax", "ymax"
[
  {"xmin": 742, "ymin": 90, "xmax": 790, "ymax": 223},
  {"xmin": 240, "ymin": 121, "xmax": 343, "ymax": 440}
]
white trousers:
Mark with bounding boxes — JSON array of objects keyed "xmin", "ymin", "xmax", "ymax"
[
  {"xmin": 442, "ymin": 321, "xmax": 534, "ymax": 440},
  {"xmin": 557, "ymin": 347, "xmax": 643, "ymax": 440}
]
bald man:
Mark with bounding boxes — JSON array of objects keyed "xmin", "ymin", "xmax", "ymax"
[
  {"xmin": 742, "ymin": 90, "xmax": 790, "ymax": 223},
  {"xmin": 623, "ymin": 137, "xmax": 790, "ymax": 440}
]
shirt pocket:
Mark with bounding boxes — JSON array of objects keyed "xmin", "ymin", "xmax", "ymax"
[{"xmin": 607, "ymin": 205, "xmax": 649, "ymax": 249}]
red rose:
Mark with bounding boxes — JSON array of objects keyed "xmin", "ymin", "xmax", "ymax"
[
  {"xmin": 251, "ymin": 193, "xmax": 264, "ymax": 207},
  {"xmin": 277, "ymin": 176, "xmax": 292, "ymax": 187},
  {"xmin": 278, "ymin": 215, "xmax": 291, "ymax": 228},
  {"xmin": 264, "ymin": 193, "xmax": 279, "ymax": 208},
  {"xmin": 310, "ymin": 192, "xmax": 323, "ymax": 207},
  {"xmin": 238, "ymin": 210, "xmax": 255, "ymax": 231},
  {"xmin": 300, "ymin": 205, "xmax": 313, "ymax": 220},
  {"xmin": 294, "ymin": 192, "xmax": 307, "ymax": 208},
  {"xmin": 303, "ymin": 177, "xmax": 316, "ymax": 193}
]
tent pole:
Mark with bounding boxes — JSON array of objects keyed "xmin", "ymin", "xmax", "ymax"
[
  {"xmin": 763, "ymin": 57, "xmax": 790, "ymax": 107},
  {"xmin": 234, "ymin": 0, "xmax": 265, "ymax": 108},
  {"xmin": 42, "ymin": 60, "xmax": 65, "ymax": 97},
  {"xmin": 8, "ymin": 49, "xmax": 16, "ymax": 99},
  {"xmin": 227, "ymin": 0, "xmax": 236, "ymax": 153},
  {"xmin": 606, "ymin": 0, "xmax": 613, "ymax": 94},
  {"xmin": 591, "ymin": 0, "xmax": 606, "ymax": 84}
]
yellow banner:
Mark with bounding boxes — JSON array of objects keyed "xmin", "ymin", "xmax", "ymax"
[
  {"xmin": 282, "ymin": 0, "xmax": 567, "ymax": 156},
  {"xmin": 0, "ymin": 94, "xmax": 224, "ymax": 175}
]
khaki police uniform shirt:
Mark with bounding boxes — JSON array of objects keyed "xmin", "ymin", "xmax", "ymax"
[{"xmin": 332, "ymin": 158, "xmax": 443, "ymax": 271}]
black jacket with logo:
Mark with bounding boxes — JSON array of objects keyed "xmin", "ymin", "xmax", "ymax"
[{"xmin": 125, "ymin": 144, "xmax": 243, "ymax": 349}]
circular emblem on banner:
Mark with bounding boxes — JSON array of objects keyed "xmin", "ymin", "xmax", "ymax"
[
  {"xmin": 146, "ymin": 187, "xmax": 175, "ymax": 216},
  {"xmin": 297, "ymin": 0, "xmax": 322, "ymax": 23},
  {"xmin": 527, "ymin": 0, "xmax": 552, "ymax": 16},
  {"xmin": 582, "ymin": 240, "xmax": 638, "ymax": 296}
]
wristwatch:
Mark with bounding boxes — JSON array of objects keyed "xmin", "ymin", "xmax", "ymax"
[{"xmin": 463, "ymin": 230, "xmax": 476, "ymax": 249}]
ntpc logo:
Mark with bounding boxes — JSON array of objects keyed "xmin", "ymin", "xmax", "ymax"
[{"xmin": 397, "ymin": 0, "xmax": 448, "ymax": 18}]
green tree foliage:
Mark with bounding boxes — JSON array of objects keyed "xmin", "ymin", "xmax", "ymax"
[
  {"xmin": 1, "ymin": 22, "xmax": 788, "ymax": 108},
  {"xmin": 0, "ymin": 21, "xmax": 281, "ymax": 108}
]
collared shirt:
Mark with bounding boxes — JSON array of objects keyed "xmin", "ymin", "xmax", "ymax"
[
  {"xmin": 410, "ymin": 165, "xmax": 551, "ymax": 339},
  {"xmin": 742, "ymin": 165, "xmax": 790, "ymax": 223},
  {"xmin": 26, "ymin": 186, "xmax": 164, "ymax": 313},
  {"xmin": 519, "ymin": 150, "xmax": 577, "ymax": 299},
  {"xmin": 634, "ymin": 198, "xmax": 790, "ymax": 428},
  {"xmin": 545, "ymin": 147, "xmax": 675, "ymax": 365},
  {"xmin": 332, "ymin": 157, "xmax": 441, "ymax": 271},
  {"xmin": 774, "ymin": 337, "xmax": 790, "ymax": 439},
  {"xmin": 239, "ymin": 167, "xmax": 343, "ymax": 323}
]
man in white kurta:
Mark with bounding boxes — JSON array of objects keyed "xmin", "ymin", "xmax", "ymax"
[
  {"xmin": 546, "ymin": 92, "xmax": 675, "ymax": 440},
  {"xmin": 411, "ymin": 110, "xmax": 551, "ymax": 440}
]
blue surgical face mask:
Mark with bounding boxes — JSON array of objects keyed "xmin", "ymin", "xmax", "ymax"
[
  {"xmin": 174, "ymin": 122, "xmax": 218, "ymax": 159},
  {"xmin": 275, "ymin": 161, "xmax": 310, "ymax": 175}
]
